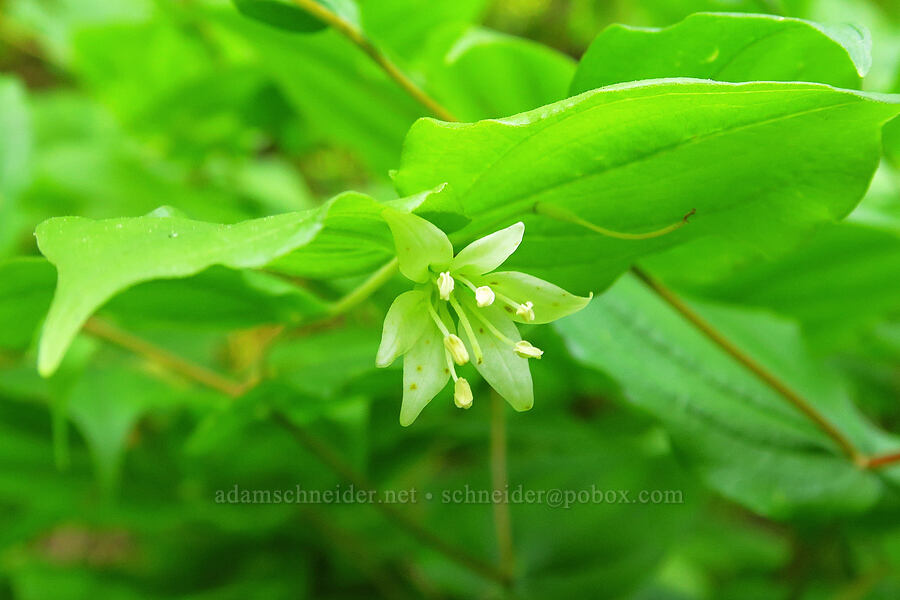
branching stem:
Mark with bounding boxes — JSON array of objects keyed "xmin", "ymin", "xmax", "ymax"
[{"xmin": 288, "ymin": 0, "xmax": 457, "ymax": 122}]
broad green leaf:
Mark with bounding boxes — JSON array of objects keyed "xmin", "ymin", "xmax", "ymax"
[
  {"xmin": 36, "ymin": 205, "xmax": 320, "ymax": 376},
  {"xmin": 557, "ymin": 274, "xmax": 898, "ymax": 518},
  {"xmin": 451, "ymin": 221, "xmax": 523, "ymax": 276},
  {"xmin": 671, "ymin": 222, "xmax": 900, "ymax": 347},
  {"xmin": 481, "ymin": 271, "xmax": 592, "ymax": 325},
  {"xmin": 458, "ymin": 294, "xmax": 533, "ymax": 411},
  {"xmin": 425, "ymin": 27, "xmax": 576, "ymax": 121},
  {"xmin": 401, "ymin": 320, "xmax": 449, "ymax": 426},
  {"xmin": 570, "ymin": 13, "xmax": 868, "ymax": 95},
  {"xmin": 210, "ymin": 8, "xmax": 422, "ymax": 175},
  {"xmin": 382, "ymin": 208, "xmax": 453, "ymax": 282},
  {"xmin": 376, "ymin": 289, "xmax": 429, "ymax": 368},
  {"xmin": 393, "ymin": 80, "xmax": 900, "ymax": 292}
]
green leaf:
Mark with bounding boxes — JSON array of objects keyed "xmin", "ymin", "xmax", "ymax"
[
  {"xmin": 376, "ymin": 289, "xmax": 429, "ymax": 368},
  {"xmin": 425, "ymin": 27, "xmax": 576, "ymax": 121},
  {"xmin": 36, "ymin": 206, "xmax": 320, "ymax": 376},
  {"xmin": 557, "ymin": 274, "xmax": 897, "ymax": 518},
  {"xmin": 233, "ymin": 0, "xmax": 359, "ymax": 33},
  {"xmin": 382, "ymin": 208, "xmax": 453, "ymax": 282},
  {"xmin": 481, "ymin": 271, "xmax": 592, "ymax": 325},
  {"xmin": 401, "ymin": 320, "xmax": 449, "ymax": 426},
  {"xmin": 451, "ymin": 221, "xmax": 523, "ymax": 276},
  {"xmin": 570, "ymin": 13, "xmax": 868, "ymax": 95},
  {"xmin": 232, "ymin": 0, "xmax": 328, "ymax": 33},
  {"xmin": 210, "ymin": 8, "xmax": 421, "ymax": 175},
  {"xmin": 458, "ymin": 294, "xmax": 533, "ymax": 411},
  {"xmin": 394, "ymin": 80, "xmax": 900, "ymax": 292}
]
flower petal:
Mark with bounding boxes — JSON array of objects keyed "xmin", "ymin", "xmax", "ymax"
[
  {"xmin": 483, "ymin": 271, "xmax": 592, "ymax": 324},
  {"xmin": 457, "ymin": 295, "xmax": 533, "ymax": 412},
  {"xmin": 383, "ymin": 208, "xmax": 453, "ymax": 283},
  {"xmin": 400, "ymin": 320, "xmax": 450, "ymax": 426},
  {"xmin": 376, "ymin": 289, "xmax": 429, "ymax": 368},
  {"xmin": 451, "ymin": 222, "xmax": 524, "ymax": 276}
]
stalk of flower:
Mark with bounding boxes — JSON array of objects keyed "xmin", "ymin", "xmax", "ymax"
[{"xmin": 377, "ymin": 208, "xmax": 591, "ymax": 426}]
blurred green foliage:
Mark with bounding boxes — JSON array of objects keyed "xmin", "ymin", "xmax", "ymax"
[{"xmin": 1, "ymin": 0, "xmax": 900, "ymax": 598}]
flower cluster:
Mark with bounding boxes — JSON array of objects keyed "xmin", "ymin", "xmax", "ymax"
[{"xmin": 376, "ymin": 209, "xmax": 591, "ymax": 425}]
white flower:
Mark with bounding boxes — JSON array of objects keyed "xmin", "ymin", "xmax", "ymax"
[{"xmin": 378, "ymin": 209, "xmax": 592, "ymax": 426}]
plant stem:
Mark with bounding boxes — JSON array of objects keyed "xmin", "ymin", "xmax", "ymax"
[
  {"xmin": 82, "ymin": 317, "xmax": 253, "ymax": 398},
  {"xmin": 274, "ymin": 413, "xmax": 511, "ymax": 586},
  {"xmin": 534, "ymin": 203, "xmax": 695, "ymax": 240},
  {"xmin": 490, "ymin": 392, "xmax": 515, "ymax": 581},
  {"xmin": 288, "ymin": 0, "xmax": 457, "ymax": 122},
  {"xmin": 630, "ymin": 267, "xmax": 867, "ymax": 466},
  {"xmin": 862, "ymin": 451, "xmax": 900, "ymax": 469},
  {"xmin": 328, "ymin": 258, "xmax": 399, "ymax": 317}
]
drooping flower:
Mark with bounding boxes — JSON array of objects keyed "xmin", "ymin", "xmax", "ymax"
[{"xmin": 376, "ymin": 209, "xmax": 592, "ymax": 426}]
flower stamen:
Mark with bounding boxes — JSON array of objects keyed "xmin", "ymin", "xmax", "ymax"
[
  {"xmin": 454, "ymin": 378, "xmax": 473, "ymax": 409},
  {"xmin": 449, "ymin": 296, "xmax": 484, "ymax": 364},
  {"xmin": 513, "ymin": 340, "xmax": 543, "ymax": 359},
  {"xmin": 468, "ymin": 306, "xmax": 517, "ymax": 346},
  {"xmin": 436, "ymin": 271, "xmax": 454, "ymax": 301}
]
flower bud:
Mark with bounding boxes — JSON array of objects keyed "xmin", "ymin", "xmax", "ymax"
[
  {"xmin": 516, "ymin": 301, "xmax": 535, "ymax": 322},
  {"xmin": 513, "ymin": 340, "xmax": 543, "ymax": 359},
  {"xmin": 454, "ymin": 378, "xmax": 473, "ymax": 409},
  {"xmin": 475, "ymin": 285, "xmax": 495, "ymax": 307},
  {"xmin": 437, "ymin": 271, "xmax": 454, "ymax": 301},
  {"xmin": 443, "ymin": 334, "xmax": 469, "ymax": 365}
]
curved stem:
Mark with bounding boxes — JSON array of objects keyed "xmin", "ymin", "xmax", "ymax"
[
  {"xmin": 328, "ymin": 258, "xmax": 399, "ymax": 316},
  {"xmin": 535, "ymin": 202, "xmax": 695, "ymax": 240},
  {"xmin": 275, "ymin": 413, "xmax": 511, "ymax": 585},
  {"xmin": 83, "ymin": 317, "xmax": 253, "ymax": 398},
  {"xmin": 288, "ymin": 0, "xmax": 457, "ymax": 122},
  {"xmin": 631, "ymin": 267, "xmax": 867, "ymax": 466},
  {"xmin": 490, "ymin": 392, "xmax": 515, "ymax": 582}
]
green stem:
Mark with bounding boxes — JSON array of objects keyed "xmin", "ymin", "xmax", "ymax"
[
  {"xmin": 288, "ymin": 0, "xmax": 457, "ymax": 122},
  {"xmin": 490, "ymin": 392, "xmax": 515, "ymax": 581},
  {"xmin": 274, "ymin": 413, "xmax": 511, "ymax": 585},
  {"xmin": 535, "ymin": 202, "xmax": 695, "ymax": 240},
  {"xmin": 328, "ymin": 258, "xmax": 399, "ymax": 316}
]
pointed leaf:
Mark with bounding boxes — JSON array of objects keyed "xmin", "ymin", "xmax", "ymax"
[
  {"xmin": 400, "ymin": 321, "xmax": 449, "ymax": 426},
  {"xmin": 376, "ymin": 289, "xmax": 430, "ymax": 368},
  {"xmin": 458, "ymin": 295, "xmax": 533, "ymax": 411},
  {"xmin": 382, "ymin": 208, "xmax": 453, "ymax": 283},
  {"xmin": 483, "ymin": 271, "xmax": 591, "ymax": 324},
  {"xmin": 451, "ymin": 221, "xmax": 524, "ymax": 276}
]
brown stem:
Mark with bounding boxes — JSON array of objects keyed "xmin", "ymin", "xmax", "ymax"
[
  {"xmin": 630, "ymin": 267, "xmax": 866, "ymax": 466},
  {"xmin": 82, "ymin": 317, "xmax": 254, "ymax": 398},
  {"xmin": 862, "ymin": 451, "xmax": 900, "ymax": 469},
  {"xmin": 288, "ymin": 0, "xmax": 457, "ymax": 122},
  {"xmin": 490, "ymin": 392, "xmax": 515, "ymax": 581},
  {"xmin": 274, "ymin": 413, "xmax": 510, "ymax": 586}
]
